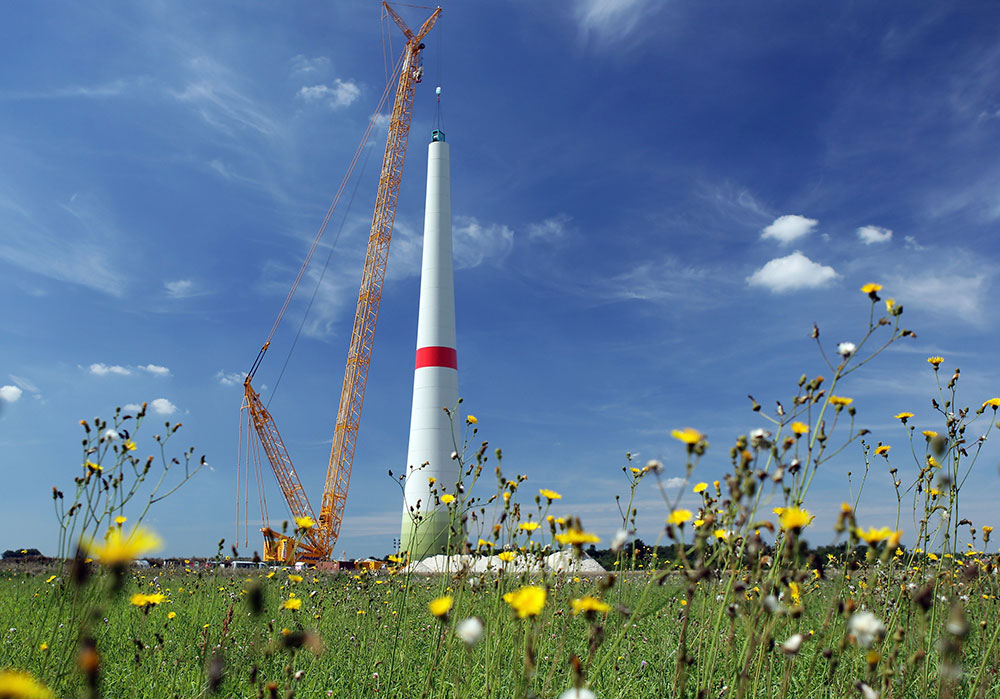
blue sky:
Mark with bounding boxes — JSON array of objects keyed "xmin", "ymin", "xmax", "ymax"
[{"xmin": 2, "ymin": 1, "xmax": 999, "ymax": 558}]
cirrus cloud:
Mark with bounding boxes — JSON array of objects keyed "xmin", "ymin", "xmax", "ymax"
[{"xmin": 747, "ymin": 251, "xmax": 838, "ymax": 292}]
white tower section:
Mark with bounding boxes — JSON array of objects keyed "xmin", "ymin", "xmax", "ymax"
[{"xmin": 400, "ymin": 131, "xmax": 460, "ymax": 559}]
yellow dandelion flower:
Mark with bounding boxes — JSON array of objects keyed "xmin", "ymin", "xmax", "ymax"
[
  {"xmin": 829, "ymin": 395, "xmax": 853, "ymax": 407},
  {"xmin": 927, "ymin": 356, "xmax": 944, "ymax": 367},
  {"xmin": 860, "ymin": 283, "xmax": 883, "ymax": 294},
  {"xmin": 428, "ymin": 476, "xmax": 436, "ymax": 485},
  {"xmin": 693, "ymin": 482, "xmax": 708, "ymax": 493},
  {"xmin": 294, "ymin": 516, "xmax": 315, "ymax": 530},
  {"xmin": 571, "ymin": 596, "xmax": 611, "ymax": 615},
  {"xmin": 539, "ymin": 488, "xmax": 562, "ymax": 500},
  {"xmin": 928, "ymin": 456, "xmax": 940, "ymax": 468},
  {"xmin": 778, "ymin": 507, "xmax": 813, "ymax": 531},
  {"xmin": 440, "ymin": 494, "xmax": 455, "ymax": 505},
  {"xmin": 281, "ymin": 597, "xmax": 302, "ymax": 611},
  {"xmin": 894, "ymin": 412, "xmax": 914, "ymax": 421},
  {"xmin": 503, "ymin": 585, "xmax": 547, "ymax": 618},
  {"xmin": 84, "ymin": 526, "xmax": 162, "ymax": 565},
  {"xmin": 984, "ymin": 526, "xmax": 994, "ymax": 534},
  {"xmin": 841, "ymin": 502, "xmax": 854, "ymax": 515},
  {"xmin": 288, "ymin": 574, "xmax": 303, "ymax": 583},
  {"xmin": 922, "ymin": 430, "xmax": 938, "ymax": 439},
  {"xmin": 39, "ymin": 643, "xmax": 48, "ymax": 652},
  {"xmin": 671, "ymin": 427, "xmax": 704, "ymax": 445},
  {"xmin": 124, "ymin": 440, "xmax": 137, "ymax": 451},
  {"xmin": 428, "ymin": 595, "xmax": 454, "ymax": 617},
  {"xmin": 266, "ymin": 571, "xmax": 275, "ymax": 578},
  {"xmin": 790, "ymin": 422, "xmax": 809, "ymax": 435},
  {"xmin": 927, "ymin": 553, "xmax": 939, "ymax": 561},
  {"xmin": 555, "ymin": 529, "xmax": 601, "ymax": 546},
  {"xmin": 0, "ymin": 669, "xmax": 54, "ymax": 699},
  {"xmin": 875, "ymin": 445, "xmax": 891, "ymax": 456},
  {"xmin": 713, "ymin": 529, "xmax": 729, "ymax": 540},
  {"xmin": 885, "ymin": 298, "xmax": 896, "ymax": 312},
  {"xmin": 114, "ymin": 516, "xmax": 127, "ymax": 525},
  {"xmin": 789, "ymin": 581, "xmax": 802, "ymax": 606},
  {"xmin": 667, "ymin": 509, "xmax": 693, "ymax": 526},
  {"xmin": 167, "ymin": 611, "xmax": 176, "ymax": 620},
  {"xmin": 129, "ymin": 593, "xmax": 165, "ymax": 607},
  {"xmin": 693, "ymin": 519, "xmax": 705, "ymax": 528},
  {"xmin": 85, "ymin": 461, "xmax": 102, "ymax": 473},
  {"xmin": 855, "ymin": 526, "xmax": 897, "ymax": 545},
  {"xmin": 982, "ymin": 398, "xmax": 1000, "ymax": 409},
  {"xmin": 497, "ymin": 551, "xmax": 517, "ymax": 563},
  {"xmin": 45, "ymin": 575, "xmax": 56, "ymax": 584},
  {"xmin": 519, "ymin": 521, "xmax": 540, "ymax": 532},
  {"xmin": 477, "ymin": 539, "xmax": 494, "ymax": 548},
  {"xmin": 466, "ymin": 415, "xmax": 478, "ymax": 424}
]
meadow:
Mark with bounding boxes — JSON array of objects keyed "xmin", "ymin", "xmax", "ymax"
[{"xmin": 2, "ymin": 284, "xmax": 1000, "ymax": 698}]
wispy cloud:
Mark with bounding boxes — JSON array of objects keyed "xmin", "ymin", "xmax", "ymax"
[
  {"xmin": 164, "ymin": 279, "xmax": 208, "ymax": 299},
  {"xmin": 891, "ymin": 269, "xmax": 992, "ymax": 325},
  {"xmin": 90, "ymin": 363, "xmax": 132, "ymax": 377},
  {"xmin": 574, "ymin": 0, "xmax": 661, "ymax": 47},
  {"xmin": 0, "ymin": 79, "xmax": 133, "ymax": 101},
  {"xmin": 216, "ymin": 370, "xmax": 247, "ymax": 387},
  {"xmin": 172, "ymin": 57, "xmax": 280, "ymax": 139},
  {"xmin": 747, "ymin": 251, "xmax": 838, "ymax": 292},
  {"xmin": 297, "ymin": 81, "xmax": 361, "ymax": 110},
  {"xmin": 526, "ymin": 214, "xmax": 571, "ymax": 242}
]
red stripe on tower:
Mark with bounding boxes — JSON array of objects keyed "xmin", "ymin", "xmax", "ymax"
[{"xmin": 414, "ymin": 346, "xmax": 457, "ymax": 370}]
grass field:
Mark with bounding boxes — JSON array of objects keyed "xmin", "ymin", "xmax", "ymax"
[{"xmin": 3, "ymin": 288, "xmax": 1000, "ymax": 697}]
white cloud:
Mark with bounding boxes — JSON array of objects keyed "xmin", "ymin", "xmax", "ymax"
[
  {"xmin": 526, "ymin": 214, "xmax": 571, "ymax": 242},
  {"xmin": 123, "ymin": 403, "xmax": 143, "ymax": 412},
  {"xmin": 892, "ymin": 271, "xmax": 990, "ymax": 325},
  {"xmin": 575, "ymin": 0, "xmax": 658, "ymax": 45},
  {"xmin": 165, "ymin": 279, "xmax": 196, "ymax": 298},
  {"xmin": 216, "ymin": 370, "xmax": 247, "ymax": 386},
  {"xmin": 747, "ymin": 251, "xmax": 838, "ymax": 292},
  {"xmin": 140, "ymin": 364, "xmax": 171, "ymax": 377},
  {"xmin": 453, "ymin": 217, "xmax": 515, "ymax": 269},
  {"xmin": 90, "ymin": 363, "xmax": 132, "ymax": 376},
  {"xmin": 297, "ymin": 80, "xmax": 361, "ymax": 110},
  {"xmin": 663, "ymin": 477, "xmax": 686, "ymax": 489},
  {"xmin": 904, "ymin": 235, "xmax": 925, "ymax": 251},
  {"xmin": 150, "ymin": 398, "xmax": 177, "ymax": 416},
  {"xmin": 761, "ymin": 215, "xmax": 818, "ymax": 245},
  {"xmin": 857, "ymin": 225, "xmax": 893, "ymax": 245},
  {"xmin": 9, "ymin": 375, "xmax": 39, "ymax": 394},
  {"xmin": 290, "ymin": 55, "xmax": 330, "ymax": 75},
  {"xmin": 0, "ymin": 385, "xmax": 23, "ymax": 403}
]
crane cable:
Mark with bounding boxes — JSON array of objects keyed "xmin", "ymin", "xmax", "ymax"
[{"xmin": 246, "ymin": 50, "xmax": 405, "ymax": 384}]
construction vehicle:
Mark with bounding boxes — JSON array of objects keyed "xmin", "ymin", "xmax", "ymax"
[{"xmin": 238, "ymin": 3, "xmax": 441, "ymax": 564}]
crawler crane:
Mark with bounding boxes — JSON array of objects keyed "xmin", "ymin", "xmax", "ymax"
[{"xmin": 238, "ymin": 3, "xmax": 440, "ymax": 563}]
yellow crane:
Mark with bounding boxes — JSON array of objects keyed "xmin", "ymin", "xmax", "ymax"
[{"xmin": 239, "ymin": 3, "xmax": 440, "ymax": 564}]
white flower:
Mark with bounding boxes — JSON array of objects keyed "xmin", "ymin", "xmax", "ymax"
[
  {"xmin": 557, "ymin": 689, "xmax": 596, "ymax": 699},
  {"xmin": 455, "ymin": 617, "xmax": 484, "ymax": 646},
  {"xmin": 858, "ymin": 682, "xmax": 879, "ymax": 699},
  {"xmin": 848, "ymin": 610, "xmax": 885, "ymax": 648},
  {"xmin": 781, "ymin": 633, "xmax": 803, "ymax": 654},
  {"xmin": 750, "ymin": 428, "xmax": 771, "ymax": 449},
  {"xmin": 610, "ymin": 530, "xmax": 629, "ymax": 552},
  {"xmin": 837, "ymin": 342, "xmax": 856, "ymax": 358}
]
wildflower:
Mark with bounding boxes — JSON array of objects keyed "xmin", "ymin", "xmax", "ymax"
[
  {"xmin": 44, "ymin": 575, "xmax": 56, "ymax": 584},
  {"xmin": 894, "ymin": 412, "xmax": 913, "ymax": 422},
  {"xmin": 789, "ymin": 582, "xmax": 802, "ymax": 606},
  {"xmin": 281, "ymin": 597, "xmax": 302, "ymax": 611},
  {"xmin": 610, "ymin": 530, "xmax": 628, "ymax": 552},
  {"xmin": 503, "ymin": 585, "xmax": 547, "ymax": 618},
  {"xmin": 539, "ymin": 488, "xmax": 562, "ymax": 500},
  {"xmin": 922, "ymin": 430, "xmax": 938, "ymax": 439},
  {"xmin": 837, "ymin": 342, "xmax": 856, "ymax": 358},
  {"xmin": 713, "ymin": 529, "xmax": 729, "ymax": 540},
  {"xmin": 428, "ymin": 476, "xmax": 436, "ymax": 485},
  {"xmin": 428, "ymin": 595, "xmax": 453, "ymax": 618},
  {"xmin": 294, "ymin": 516, "xmax": 315, "ymax": 530},
  {"xmin": 885, "ymin": 298, "xmax": 896, "ymax": 313},
  {"xmin": 84, "ymin": 526, "xmax": 162, "ymax": 565},
  {"xmin": 39, "ymin": 643, "xmax": 48, "ymax": 652},
  {"xmin": 984, "ymin": 526, "xmax": 994, "ymax": 534},
  {"xmin": 519, "ymin": 522, "xmax": 540, "ymax": 532},
  {"xmin": 497, "ymin": 551, "xmax": 517, "ymax": 563},
  {"xmin": 466, "ymin": 415, "xmax": 478, "ymax": 424},
  {"xmin": 693, "ymin": 482, "xmax": 708, "ymax": 493},
  {"xmin": 0, "ymin": 669, "xmax": 54, "ymax": 699},
  {"xmin": 927, "ymin": 356, "xmax": 944, "ymax": 367},
  {"xmin": 671, "ymin": 427, "xmax": 704, "ymax": 445},
  {"xmin": 667, "ymin": 509, "xmax": 693, "ymax": 526},
  {"xmin": 85, "ymin": 461, "xmax": 102, "ymax": 473},
  {"xmin": 828, "ymin": 395, "xmax": 853, "ymax": 407},
  {"xmin": 645, "ymin": 459, "xmax": 664, "ymax": 474},
  {"xmin": 790, "ymin": 421, "xmax": 809, "ymax": 435},
  {"xmin": 557, "ymin": 689, "xmax": 596, "ymax": 699},
  {"xmin": 124, "ymin": 440, "xmax": 137, "ymax": 451},
  {"xmin": 572, "ymin": 596, "xmax": 611, "ymax": 616},
  {"xmin": 858, "ymin": 683, "xmax": 879, "ymax": 699},
  {"xmin": 781, "ymin": 633, "xmax": 804, "ymax": 655},
  {"xmin": 129, "ymin": 593, "xmax": 165, "ymax": 607},
  {"xmin": 555, "ymin": 529, "xmax": 600, "ymax": 546},
  {"xmin": 114, "ymin": 516, "xmax": 127, "ymax": 525},
  {"xmin": 288, "ymin": 574, "xmax": 303, "ymax": 583},
  {"xmin": 750, "ymin": 428, "xmax": 771, "ymax": 449},
  {"xmin": 629, "ymin": 467, "xmax": 642, "ymax": 475},
  {"xmin": 849, "ymin": 610, "xmax": 886, "ymax": 648},
  {"xmin": 860, "ymin": 283, "xmax": 882, "ymax": 295},
  {"xmin": 103, "ymin": 429, "xmax": 119, "ymax": 441},
  {"xmin": 440, "ymin": 494, "xmax": 455, "ymax": 505},
  {"xmin": 874, "ymin": 445, "xmax": 891, "ymax": 456},
  {"xmin": 983, "ymin": 398, "xmax": 1000, "ymax": 410},
  {"xmin": 855, "ymin": 527, "xmax": 900, "ymax": 545},
  {"xmin": 167, "ymin": 612, "xmax": 176, "ymax": 620},
  {"xmin": 778, "ymin": 507, "xmax": 813, "ymax": 532},
  {"xmin": 455, "ymin": 617, "xmax": 484, "ymax": 645},
  {"xmin": 927, "ymin": 456, "xmax": 940, "ymax": 468}
]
